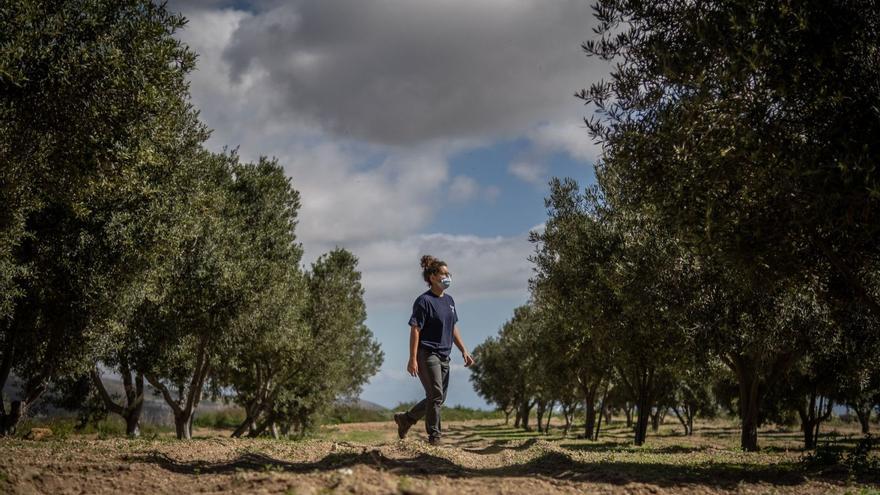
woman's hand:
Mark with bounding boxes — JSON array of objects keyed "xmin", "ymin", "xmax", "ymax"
[
  {"xmin": 462, "ymin": 352, "xmax": 475, "ymax": 368},
  {"xmin": 407, "ymin": 357, "xmax": 419, "ymax": 377}
]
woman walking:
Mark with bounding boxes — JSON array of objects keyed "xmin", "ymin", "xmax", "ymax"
[{"xmin": 394, "ymin": 255, "xmax": 475, "ymax": 445}]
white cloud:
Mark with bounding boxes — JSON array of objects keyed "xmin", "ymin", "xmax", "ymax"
[
  {"xmin": 176, "ymin": 14, "xmax": 451, "ymax": 245},
  {"xmin": 508, "ymin": 160, "xmax": 548, "ymax": 185},
  {"xmin": 172, "ymin": 2, "xmax": 602, "ymax": 257},
  {"xmin": 210, "ymin": 0, "xmax": 599, "ymax": 146},
  {"xmin": 449, "ymin": 175, "xmax": 480, "ymax": 202},
  {"xmin": 351, "ymin": 230, "xmax": 535, "ymax": 309},
  {"xmin": 528, "ymin": 121, "xmax": 600, "ymax": 162},
  {"xmin": 174, "ymin": 8, "xmax": 310, "ymax": 153},
  {"xmin": 285, "ymin": 145, "xmax": 450, "ymax": 246},
  {"xmin": 448, "ymin": 175, "xmax": 501, "ymax": 204}
]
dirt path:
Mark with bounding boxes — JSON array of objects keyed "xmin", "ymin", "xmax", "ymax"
[{"xmin": 1, "ymin": 420, "xmax": 876, "ymax": 494}]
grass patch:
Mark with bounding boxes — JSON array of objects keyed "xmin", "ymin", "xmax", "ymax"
[
  {"xmin": 193, "ymin": 408, "xmax": 246, "ymax": 429},
  {"xmin": 318, "ymin": 428, "xmax": 387, "ymax": 444},
  {"xmin": 391, "ymin": 401, "xmax": 503, "ymax": 422},
  {"xmin": 16, "ymin": 417, "xmax": 78, "ymax": 440},
  {"xmin": 17, "ymin": 415, "xmax": 172, "ymax": 439},
  {"xmin": 319, "ymin": 404, "xmax": 390, "ymax": 425}
]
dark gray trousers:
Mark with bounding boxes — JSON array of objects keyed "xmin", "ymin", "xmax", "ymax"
[{"xmin": 405, "ymin": 347, "xmax": 450, "ymax": 438}]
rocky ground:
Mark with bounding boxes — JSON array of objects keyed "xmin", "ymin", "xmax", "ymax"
[{"xmin": 1, "ymin": 419, "xmax": 878, "ymax": 494}]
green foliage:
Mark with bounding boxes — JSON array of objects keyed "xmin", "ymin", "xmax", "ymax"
[
  {"xmin": 844, "ymin": 490, "xmax": 880, "ymax": 495},
  {"xmin": 846, "ymin": 435, "xmax": 880, "ymax": 476},
  {"xmin": 392, "ymin": 401, "xmax": 501, "ymax": 422},
  {"xmin": 481, "ymin": 0, "xmax": 880, "ymax": 451},
  {"xmin": 0, "ymin": 0, "xmax": 200, "ymax": 323},
  {"xmin": 469, "ymin": 337, "xmax": 517, "ymax": 416},
  {"xmin": 802, "ymin": 434, "xmax": 879, "ymax": 477},
  {"xmin": 268, "ymin": 249, "xmax": 384, "ymax": 435},
  {"xmin": 542, "ymin": 0, "xmax": 880, "ymax": 452},
  {"xmin": 204, "ymin": 155, "xmax": 309, "ymax": 437},
  {"xmin": 0, "ymin": 1, "xmax": 383, "ymax": 440},
  {"xmin": 17, "ymin": 415, "xmax": 170, "ymax": 439},
  {"xmin": 320, "ymin": 405, "xmax": 388, "ymax": 425},
  {"xmin": 439, "ymin": 405, "xmax": 503, "ymax": 422},
  {"xmin": 134, "ymin": 150, "xmax": 256, "ymax": 437},
  {"xmin": 582, "ymin": 1, "xmax": 880, "ymax": 296},
  {"xmin": 1, "ymin": 0, "xmax": 208, "ymax": 430},
  {"xmin": 193, "ymin": 409, "xmax": 247, "ymax": 429},
  {"xmin": 526, "ymin": 178, "xmax": 701, "ymax": 443}
]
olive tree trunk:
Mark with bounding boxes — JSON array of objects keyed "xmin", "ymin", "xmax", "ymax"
[
  {"xmin": 90, "ymin": 359, "xmax": 145, "ymax": 437},
  {"xmin": 145, "ymin": 349, "xmax": 211, "ymax": 441}
]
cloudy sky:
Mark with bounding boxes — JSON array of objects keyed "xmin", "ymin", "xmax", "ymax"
[{"xmin": 168, "ymin": 0, "xmax": 606, "ymax": 409}]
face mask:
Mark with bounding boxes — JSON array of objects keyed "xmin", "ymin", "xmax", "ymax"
[{"xmin": 440, "ymin": 276, "xmax": 452, "ymax": 289}]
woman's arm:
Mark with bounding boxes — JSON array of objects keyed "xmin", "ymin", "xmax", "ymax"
[
  {"xmin": 452, "ymin": 324, "xmax": 475, "ymax": 367},
  {"xmin": 408, "ymin": 325, "xmax": 420, "ymax": 376}
]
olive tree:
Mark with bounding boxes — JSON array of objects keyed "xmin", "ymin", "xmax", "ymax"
[
  {"xmin": 579, "ymin": 1, "xmax": 880, "ymax": 449},
  {"xmin": 529, "ymin": 181, "xmax": 614, "ymax": 438},
  {"xmin": 0, "ymin": 0, "xmax": 206, "ymax": 435},
  {"xmin": 470, "ymin": 337, "xmax": 517, "ymax": 424},
  {"xmin": 216, "ymin": 159, "xmax": 308, "ymax": 437},
  {"xmin": 136, "ymin": 151, "xmax": 257, "ymax": 439},
  {"xmin": 263, "ymin": 249, "xmax": 383, "ymax": 437},
  {"xmin": 532, "ymin": 178, "xmax": 692, "ymax": 445}
]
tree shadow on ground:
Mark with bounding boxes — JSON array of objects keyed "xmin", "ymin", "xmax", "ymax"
[
  {"xmin": 557, "ymin": 441, "xmax": 623, "ymax": 452},
  {"xmin": 696, "ymin": 427, "xmax": 744, "ymax": 438},
  {"xmin": 459, "ymin": 438, "xmax": 542, "ymax": 455},
  {"xmin": 468, "ymin": 423, "xmax": 511, "ymax": 431},
  {"xmin": 135, "ymin": 445, "xmax": 877, "ymax": 490},
  {"xmin": 476, "ymin": 430, "xmax": 551, "ymax": 439},
  {"xmin": 554, "ymin": 441, "xmax": 710, "ymax": 454},
  {"xmin": 135, "ymin": 448, "xmax": 465, "ymax": 477},
  {"xmin": 650, "ymin": 445, "xmax": 712, "ymax": 454}
]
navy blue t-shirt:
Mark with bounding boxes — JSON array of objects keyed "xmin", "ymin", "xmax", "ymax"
[{"xmin": 408, "ymin": 290, "xmax": 458, "ymax": 358}]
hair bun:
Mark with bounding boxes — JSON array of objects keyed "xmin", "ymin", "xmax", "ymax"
[{"xmin": 420, "ymin": 255, "xmax": 436, "ymax": 270}]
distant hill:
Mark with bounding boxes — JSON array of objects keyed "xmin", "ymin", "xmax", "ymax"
[
  {"xmin": 334, "ymin": 397, "xmax": 388, "ymax": 412},
  {"xmin": 3, "ymin": 374, "xmax": 388, "ymax": 425},
  {"xmin": 2, "ymin": 374, "xmax": 233, "ymax": 426}
]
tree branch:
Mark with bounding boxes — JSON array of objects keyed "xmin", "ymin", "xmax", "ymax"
[
  {"xmin": 192, "ymin": 362, "xmax": 211, "ymax": 410},
  {"xmin": 134, "ymin": 372, "xmax": 144, "ymax": 408},
  {"xmin": 90, "ymin": 367, "xmax": 125, "ymax": 416},
  {"xmin": 819, "ymin": 398, "xmax": 834, "ymax": 422},
  {"xmin": 119, "ymin": 353, "xmax": 136, "ymax": 405},
  {"xmin": 0, "ymin": 342, "xmax": 13, "ymax": 417},
  {"xmin": 144, "ymin": 372, "xmax": 182, "ymax": 417},
  {"xmin": 184, "ymin": 337, "xmax": 209, "ymax": 413},
  {"xmin": 672, "ymin": 404, "xmax": 688, "ymax": 431}
]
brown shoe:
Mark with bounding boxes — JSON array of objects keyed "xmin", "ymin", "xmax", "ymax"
[
  {"xmin": 428, "ymin": 435, "xmax": 442, "ymax": 446},
  {"xmin": 393, "ymin": 412, "xmax": 413, "ymax": 439}
]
